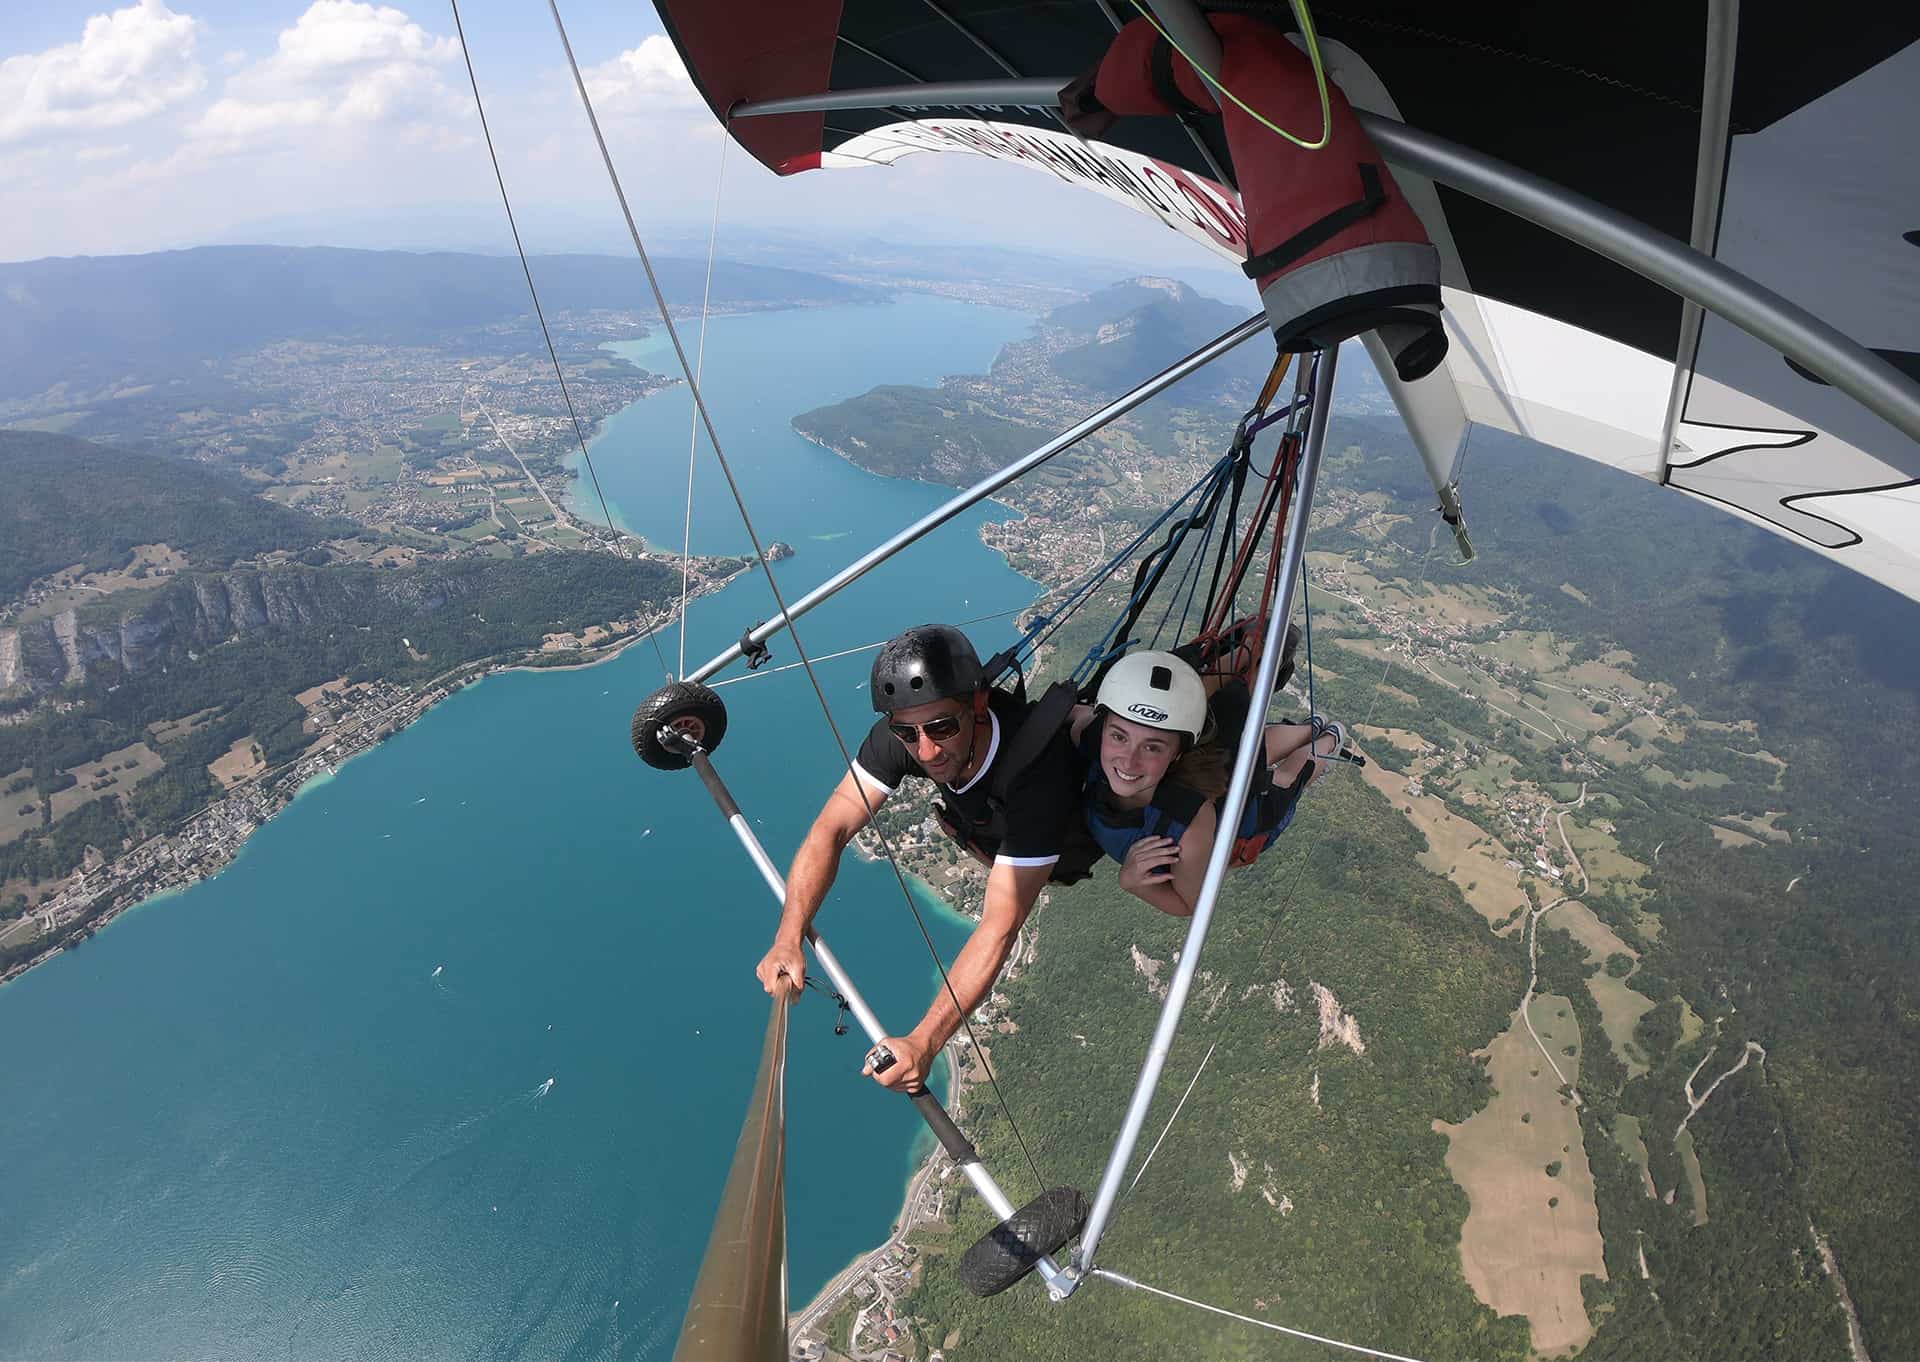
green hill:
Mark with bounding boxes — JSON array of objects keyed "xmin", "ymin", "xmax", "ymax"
[
  {"xmin": 0, "ymin": 429, "xmax": 356, "ymax": 598},
  {"xmin": 1046, "ymin": 278, "xmax": 1271, "ymax": 402},
  {"xmin": 791, "ymin": 277, "xmax": 1272, "ymax": 490}
]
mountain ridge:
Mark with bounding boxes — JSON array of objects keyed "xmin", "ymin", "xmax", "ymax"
[{"xmin": 0, "ymin": 244, "xmax": 879, "ymax": 400}]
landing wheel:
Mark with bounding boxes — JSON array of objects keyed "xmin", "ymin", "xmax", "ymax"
[
  {"xmin": 631, "ymin": 682, "xmax": 728, "ymax": 770},
  {"xmin": 956, "ymin": 1186, "xmax": 1089, "ymax": 1298}
]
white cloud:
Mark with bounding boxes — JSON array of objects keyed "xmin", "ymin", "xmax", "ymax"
[
  {"xmin": 192, "ymin": 0, "xmax": 457, "ymax": 146},
  {"xmin": 582, "ymin": 35, "xmax": 698, "ymax": 112},
  {"xmin": 0, "ymin": 0, "xmax": 204, "ymax": 146}
]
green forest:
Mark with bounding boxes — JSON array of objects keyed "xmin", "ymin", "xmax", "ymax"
[{"xmin": 0, "ymin": 429, "xmax": 356, "ymax": 597}]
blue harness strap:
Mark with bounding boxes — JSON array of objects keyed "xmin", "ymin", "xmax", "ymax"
[
  {"xmin": 1076, "ymin": 721, "xmax": 1208, "ymax": 865},
  {"xmin": 1077, "ymin": 703, "xmax": 1309, "ymax": 871}
]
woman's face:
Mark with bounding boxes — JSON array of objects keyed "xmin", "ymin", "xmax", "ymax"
[{"xmin": 1100, "ymin": 712, "xmax": 1181, "ymax": 800}]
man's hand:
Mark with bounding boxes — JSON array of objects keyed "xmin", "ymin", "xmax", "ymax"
[
  {"xmin": 1118, "ymin": 835, "xmax": 1181, "ymax": 896},
  {"xmin": 864, "ymin": 1031, "xmax": 936, "ymax": 1091},
  {"xmin": 1059, "ymin": 69, "xmax": 1115, "ymax": 138},
  {"xmin": 755, "ymin": 936, "xmax": 806, "ymax": 997}
]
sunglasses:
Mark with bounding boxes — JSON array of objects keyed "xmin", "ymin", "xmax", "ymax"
[{"xmin": 888, "ymin": 714, "xmax": 966, "ymax": 745}]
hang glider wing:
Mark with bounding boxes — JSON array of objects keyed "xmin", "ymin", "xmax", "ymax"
[{"xmin": 652, "ymin": 3, "xmax": 1920, "ymax": 598}]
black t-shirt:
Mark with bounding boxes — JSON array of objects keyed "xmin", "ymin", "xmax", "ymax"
[{"xmin": 854, "ymin": 688, "xmax": 1078, "ymax": 867}]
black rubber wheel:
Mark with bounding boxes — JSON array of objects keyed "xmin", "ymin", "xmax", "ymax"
[
  {"xmin": 631, "ymin": 682, "xmax": 728, "ymax": 770},
  {"xmin": 956, "ymin": 1185, "xmax": 1089, "ymax": 1298}
]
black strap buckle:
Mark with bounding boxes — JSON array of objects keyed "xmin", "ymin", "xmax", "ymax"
[{"xmin": 741, "ymin": 625, "xmax": 772, "ymax": 671}]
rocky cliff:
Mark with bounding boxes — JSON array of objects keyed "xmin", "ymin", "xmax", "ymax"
[{"xmin": 0, "ymin": 566, "xmax": 479, "ymax": 697}]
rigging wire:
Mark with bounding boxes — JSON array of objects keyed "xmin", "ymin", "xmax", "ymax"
[
  {"xmin": 710, "ymin": 550, "xmax": 1125, "ymax": 692},
  {"xmin": 1092, "ymin": 1268, "xmax": 1436, "ymax": 1362},
  {"xmin": 541, "ymin": 0, "xmax": 1051, "ymax": 1195},
  {"xmin": 447, "ymin": 0, "xmax": 669, "ymax": 683},
  {"xmin": 678, "ymin": 130, "xmax": 731, "ymax": 680}
]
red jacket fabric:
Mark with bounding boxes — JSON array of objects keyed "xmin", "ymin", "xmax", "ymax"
[{"xmin": 1087, "ymin": 14, "xmax": 1446, "ymax": 381}]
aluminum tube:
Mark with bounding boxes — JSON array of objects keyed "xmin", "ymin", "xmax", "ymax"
[
  {"xmin": 1074, "ymin": 346, "xmax": 1338, "ymax": 1278},
  {"xmin": 801, "ymin": 934, "xmax": 889, "ymax": 1049},
  {"xmin": 686, "ymin": 315, "xmax": 1269, "ymax": 684},
  {"xmin": 723, "ymin": 813, "xmax": 889, "ymax": 1041},
  {"xmin": 957, "ymin": 1160, "xmax": 1020, "ymax": 1222},
  {"xmin": 1355, "ymin": 111, "xmax": 1920, "ymax": 450},
  {"xmin": 729, "ymin": 76, "xmax": 1916, "ymax": 447},
  {"xmin": 1657, "ymin": 0, "xmax": 1741, "ymax": 479},
  {"xmin": 731, "ymin": 79, "xmax": 1065, "ymax": 119},
  {"xmin": 728, "ymin": 813, "xmax": 789, "ymax": 899},
  {"xmin": 1142, "ymin": 0, "xmax": 1223, "ymax": 84},
  {"xmin": 718, "ymin": 802, "xmax": 1069, "ymax": 1289}
]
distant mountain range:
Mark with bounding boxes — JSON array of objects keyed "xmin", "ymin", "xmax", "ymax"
[
  {"xmin": 1043, "ymin": 277, "xmax": 1273, "ymax": 402},
  {"xmin": 0, "ymin": 245, "xmax": 878, "ymax": 400}
]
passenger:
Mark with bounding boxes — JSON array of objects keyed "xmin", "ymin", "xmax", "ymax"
[
  {"xmin": 754, "ymin": 624, "xmax": 1089, "ymax": 1091},
  {"xmin": 1070, "ymin": 649, "xmax": 1344, "ymax": 917}
]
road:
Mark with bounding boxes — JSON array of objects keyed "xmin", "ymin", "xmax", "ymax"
[
  {"xmin": 475, "ymin": 400, "xmax": 569, "ymax": 527},
  {"xmin": 1675, "ymin": 1039, "xmax": 1766, "ymax": 1144},
  {"xmin": 1520, "ymin": 895, "xmax": 1581, "ymax": 1106},
  {"xmin": 1551, "ymin": 782, "xmax": 1590, "ymax": 894}
]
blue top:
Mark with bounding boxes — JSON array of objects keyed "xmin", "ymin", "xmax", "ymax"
[
  {"xmin": 1076, "ymin": 719, "xmax": 1307, "ymax": 867},
  {"xmin": 1077, "ymin": 721, "xmax": 1210, "ymax": 865}
]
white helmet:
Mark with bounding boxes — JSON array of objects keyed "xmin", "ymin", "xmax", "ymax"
[{"xmin": 1095, "ymin": 650, "xmax": 1207, "ymax": 744}]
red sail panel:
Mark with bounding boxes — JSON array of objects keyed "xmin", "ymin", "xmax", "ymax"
[{"xmin": 654, "ymin": 0, "xmax": 841, "ymax": 174}]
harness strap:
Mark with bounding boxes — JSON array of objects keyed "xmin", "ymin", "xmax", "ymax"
[
  {"xmin": 1149, "ymin": 34, "xmax": 1212, "ymax": 117},
  {"xmin": 951, "ymin": 681, "xmax": 1080, "ymax": 848},
  {"xmin": 990, "ymin": 682, "xmax": 1078, "ymax": 808},
  {"xmin": 1240, "ymin": 163, "xmax": 1387, "ymax": 280}
]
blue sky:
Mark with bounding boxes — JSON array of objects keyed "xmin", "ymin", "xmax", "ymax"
[{"xmin": 0, "ymin": 0, "xmax": 1246, "ymax": 287}]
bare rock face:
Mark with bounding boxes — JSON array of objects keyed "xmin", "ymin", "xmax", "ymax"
[
  {"xmin": 0, "ymin": 568, "xmax": 331, "ymax": 698},
  {"xmin": 1309, "ymin": 980, "xmax": 1367, "ymax": 1056},
  {"xmin": 0, "ymin": 630, "xmax": 18, "ymax": 692}
]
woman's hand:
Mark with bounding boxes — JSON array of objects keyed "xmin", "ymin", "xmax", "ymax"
[{"xmin": 1118, "ymin": 835, "xmax": 1181, "ymax": 897}]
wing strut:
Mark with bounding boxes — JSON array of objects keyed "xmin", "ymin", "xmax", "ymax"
[
  {"xmin": 1067, "ymin": 340, "xmax": 1340, "ymax": 1289},
  {"xmin": 683, "ymin": 315, "xmax": 1268, "ymax": 685}
]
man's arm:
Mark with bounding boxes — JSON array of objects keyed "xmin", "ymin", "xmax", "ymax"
[
  {"xmin": 755, "ymin": 769, "xmax": 885, "ymax": 996},
  {"xmin": 867, "ymin": 859, "xmax": 1052, "ymax": 1090}
]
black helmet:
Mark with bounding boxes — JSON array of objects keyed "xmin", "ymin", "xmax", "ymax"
[{"xmin": 870, "ymin": 625, "xmax": 982, "ymax": 712}]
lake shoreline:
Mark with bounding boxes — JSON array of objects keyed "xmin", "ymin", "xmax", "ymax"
[{"xmin": 0, "ymin": 567, "xmax": 747, "ymax": 993}]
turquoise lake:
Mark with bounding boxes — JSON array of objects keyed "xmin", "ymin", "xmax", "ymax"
[{"xmin": 0, "ymin": 297, "xmax": 1046, "ymax": 1359}]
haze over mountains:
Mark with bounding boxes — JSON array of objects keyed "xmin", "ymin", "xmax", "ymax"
[{"xmin": 0, "ymin": 245, "xmax": 877, "ymax": 400}]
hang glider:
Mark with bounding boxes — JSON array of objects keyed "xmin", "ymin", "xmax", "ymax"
[
  {"xmin": 443, "ymin": 3, "xmax": 1920, "ymax": 1359},
  {"xmin": 656, "ymin": 0, "xmax": 1920, "ymax": 600}
]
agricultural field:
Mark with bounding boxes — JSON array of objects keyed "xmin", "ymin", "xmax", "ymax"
[
  {"xmin": 1547, "ymin": 901, "xmax": 1658, "ymax": 1079},
  {"xmin": 1435, "ymin": 992, "xmax": 1604, "ymax": 1356},
  {"xmin": 1, "ymin": 770, "xmax": 43, "ymax": 845},
  {"xmin": 209, "ymin": 736, "xmax": 265, "ymax": 791},
  {"xmin": 147, "ymin": 707, "xmax": 221, "ymax": 745},
  {"xmin": 1358, "ymin": 756, "xmax": 1531, "ymax": 931},
  {"xmin": 49, "ymin": 742, "xmax": 164, "ymax": 821},
  {"xmin": 1612, "ymin": 1114, "xmax": 1657, "ymax": 1198}
]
